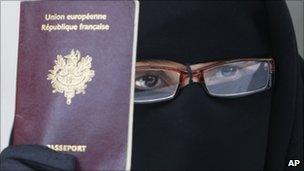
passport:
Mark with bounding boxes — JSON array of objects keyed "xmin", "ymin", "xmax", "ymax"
[{"xmin": 11, "ymin": 1, "xmax": 139, "ymax": 170}]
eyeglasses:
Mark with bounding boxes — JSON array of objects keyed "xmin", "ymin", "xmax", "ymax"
[{"xmin": 134, "ymin": 58, "xmax": 275, "ymax": 104}]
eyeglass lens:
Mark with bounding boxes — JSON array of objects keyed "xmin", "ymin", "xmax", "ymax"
[{"xmin": 134, "ymin": 60, "xmax": 272, "ymax": 103}]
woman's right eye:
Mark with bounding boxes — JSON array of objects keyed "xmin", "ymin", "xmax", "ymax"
[{"xmin": 135, "ymin": 74, "xmax": 163, "ymax": 90}]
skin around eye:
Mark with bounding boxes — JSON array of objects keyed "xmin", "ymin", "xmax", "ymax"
[
  {"xmin": 214, "ymin": 65, "xmax": 241, "ymax": 79},
  {"xmin": 204, "ymin": 62, "xmax": 263, "ymax": 86},
  {"xmin": 135, "ymin": 70, "xmax": 175, "ymax": 90},
  {"xmin": 135, "ymin": 74, "xmax": 164, "ymax": 90},
  {"xmin": 205, "ymin": 65, "xmax": 242, "ymax": 85}
]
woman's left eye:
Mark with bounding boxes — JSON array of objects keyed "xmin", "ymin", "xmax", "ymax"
[
  {"xmin": 215, "ymin": 65, "xmax": 240, "ymax": 78},
  {"xmin": 135, "ymin": 74, "xmax": 164, "ymax": 90}
]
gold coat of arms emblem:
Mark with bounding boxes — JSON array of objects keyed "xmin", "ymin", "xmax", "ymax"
[{"xmin": 47, "ymin": 49, "xmax": 95, "ymax": 105}]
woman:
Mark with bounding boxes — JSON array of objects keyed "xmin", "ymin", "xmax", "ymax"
[{"xmin": 131, "ymin": 1, "xmax": 303, "ymax": 170}]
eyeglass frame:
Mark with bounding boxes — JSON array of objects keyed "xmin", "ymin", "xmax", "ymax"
[{"xmin": 135, "ymin": 58, "xmax": 275, "ymax": 104}]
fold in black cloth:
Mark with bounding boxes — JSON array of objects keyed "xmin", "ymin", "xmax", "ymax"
[{"xmin": 0, "ymin": 145, "xmax": 76, "ymax": 171}]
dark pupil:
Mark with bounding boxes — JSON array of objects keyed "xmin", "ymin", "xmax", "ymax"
[
  {"xmin": 221, "ymin": 66, "xmax": 237, "ymax": 76},
  {"xmin": 143, "ymin": 75, "xmax": 158, "ymax": 87}
]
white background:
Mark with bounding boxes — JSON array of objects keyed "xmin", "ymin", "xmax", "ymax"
[{"xmin": 1, "ymin": 1, "xmax": 303, "ymax": 151}]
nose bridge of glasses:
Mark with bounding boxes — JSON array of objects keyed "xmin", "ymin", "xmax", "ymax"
[
  {"xmin": 180, "ymin": 68, "xmax": 204, "ymax": 87},
  {"xmin": 179, "ymin": 63, "xmax": 211, "ymax": 88}
]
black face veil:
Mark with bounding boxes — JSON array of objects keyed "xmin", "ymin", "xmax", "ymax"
[{"xmin": 132, "ymin": 1, "xmax": 303, "ymax": 170}]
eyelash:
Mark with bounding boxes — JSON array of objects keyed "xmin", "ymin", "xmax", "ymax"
[
  {"xmin": 135, "ymin": 73, "xmax": 169, "ymax": 90},
  {"xmin": 213, "ymin": 65, "xmax": 242, "ymax": 78},
  {"xmin": 204, "ymin": 63, "xmax": 262, "ymax": 86}
]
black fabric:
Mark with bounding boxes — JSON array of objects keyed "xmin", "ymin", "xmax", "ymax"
[
  {"xmin": 132, "ymin": 1, "xmax": 303, "ymax": 170},
  {"xmin": 264, "ymin": 2, "xmax": 303, "ymax": 171},
  {"xmin": 0, "ymin": 145, "xmax": 76, "ymax": 171}
]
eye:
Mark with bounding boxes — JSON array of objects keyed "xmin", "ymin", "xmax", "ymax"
[
  {"xmin": 204, "ymin": 64, "xmax": 243, "ymax": 86},
  {"xmin": 204, "ymin": 61, "xmax": 264, "ymax": 86},
  {"xmin": 135, "ymin": 74, "xmax": 165, "ymax": 90},
  {"xmin": 216, "ymin": 65, "xmax": 239, "ymax": 78}
]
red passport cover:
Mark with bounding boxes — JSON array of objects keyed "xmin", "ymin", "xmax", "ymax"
[{"xmin": 12, "ymin": 1, "xmax": 138, "ymax": 170}]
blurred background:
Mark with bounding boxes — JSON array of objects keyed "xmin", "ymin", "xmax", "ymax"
[{"xmin": 287, "ymin": 0, "xmax": 303, "ymax": 57}]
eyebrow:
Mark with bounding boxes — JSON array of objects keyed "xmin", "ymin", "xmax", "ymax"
[
  {"xmin": 136, "ymin": 60, "xmax": 187, "ymax": 71},
  {"xmin": 136, "ymin": 59, "xmax": 216, "ymax": 72},
  {"xmin": 136, "ymin": 58, "xmax": 273, "ymax": 72}
]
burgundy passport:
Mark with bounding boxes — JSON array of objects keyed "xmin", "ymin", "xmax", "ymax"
[{"xmin": 12, "ymin": 1, "xmax": 139, "ymax": 170}]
